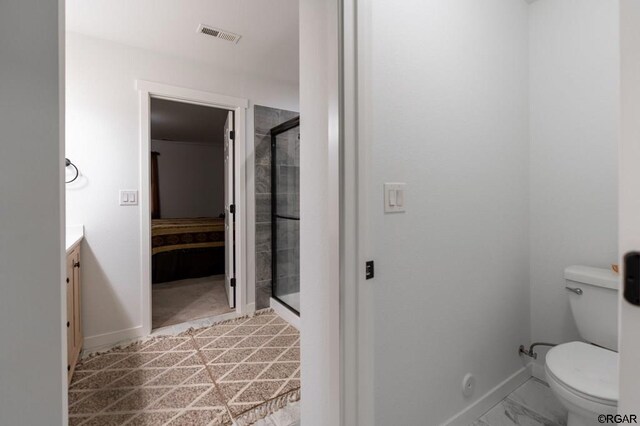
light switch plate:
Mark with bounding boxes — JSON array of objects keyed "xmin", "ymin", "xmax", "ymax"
[
  {"xmin": 119, "ymin": 190, "xmax": 138, "ymax": 206},
  {"xmin": 384, "ymin": 183, "xmax": 406, "ymax": 213}
]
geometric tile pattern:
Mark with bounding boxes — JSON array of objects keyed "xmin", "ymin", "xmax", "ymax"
[{"xmin": 69, "ymin": 310, "xmax": 300, "ymax": 426}]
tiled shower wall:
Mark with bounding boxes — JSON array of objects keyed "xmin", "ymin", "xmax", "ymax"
[{"xmin": 254, "ymin": 105, "xmax": 299, "ymax": 309}]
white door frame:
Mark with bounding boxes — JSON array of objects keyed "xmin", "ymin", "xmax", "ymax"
[
  {"xmin": 299, "ymin": 0, "xmax": 348, "ymax": 424},
  {"xmin": 136, "ymin": 80, "xmax": 249, "ymax": 336},
  {"xmin": 334, "ymin": 0, "xmax": 390, "ymax": 423},
  {"xmin": 340, "ymin": 0, "xmax": 375, "ymax": 423},
  {"xmin": 341, "ymin": 0, "xmax": 364, "ymax": 424}
]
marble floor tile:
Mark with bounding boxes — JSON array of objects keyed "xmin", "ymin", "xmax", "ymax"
[
  {"xmin": 508, "ymin": 379, "xmax": 567, "ymax": 425},
  {"xmin": 252, "ymin": 401, "xmax": 301, "ymax": 426},
  {"xmin": 470, "ymin": 378, "xmax": 567, "ymax": 426},
  {"xmin": 268, "ymin": 400, "xmax": 301, "ymax": 426},
  {"xmin": 479, "ymin": 398, "xmax": 563, "ymax": 426},
  {"xmin": 252, "ymin": 418, "xmax": 279, "ymax": 426}
]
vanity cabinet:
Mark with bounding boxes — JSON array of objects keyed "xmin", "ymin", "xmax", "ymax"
[{"xmin": 66, "ymin": 245, "xmax": 83, "ymax": 384}]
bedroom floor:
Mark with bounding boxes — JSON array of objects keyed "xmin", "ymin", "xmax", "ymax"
[{"xmin": 153, "ymin": 276, "xmax": 233, "ymax": 329}]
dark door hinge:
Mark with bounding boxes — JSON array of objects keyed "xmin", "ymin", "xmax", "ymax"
[
  {"xmin": 230, "ymin": 278, "xmax": 236, "ymax": 288},
  {"xmin": 229, "ymin": 204, "xmax": 235, "ymax": 214},
  {"xmin": 229, "ymin": 130, "xmax": 235, "ymax": 140},
  {"xmin": 366, "ymin": 260, "xmax": 375, "ymax": 280}
]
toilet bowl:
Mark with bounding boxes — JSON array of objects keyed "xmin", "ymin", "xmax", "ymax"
[
  {"xmin": 544, "ymin": 266, "xmax": 619, "ymax": 426},
  {"xmin": 545, "ymin": 341, "xmax": 617, "ymax": 426}
]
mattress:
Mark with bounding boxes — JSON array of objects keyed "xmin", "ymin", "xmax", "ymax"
[{"xmin": 151, "ymin": 217, "xmax": 225, "ymax": 255}]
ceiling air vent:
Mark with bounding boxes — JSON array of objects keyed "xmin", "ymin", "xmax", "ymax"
[{"xmin": 197, "ymin": 24, "xmax": 241, "ymax": 44}]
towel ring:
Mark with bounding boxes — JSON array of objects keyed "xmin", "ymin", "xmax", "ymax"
[{"xmin": 65, "ymin": 158, "xmax": 79, "ymax": 184}]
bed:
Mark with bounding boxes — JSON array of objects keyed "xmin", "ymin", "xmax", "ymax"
[{"xmin": 151, "ymin": 217, "xmax": 226, "ymax": 283}]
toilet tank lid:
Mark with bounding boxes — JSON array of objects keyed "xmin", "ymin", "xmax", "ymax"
[{"xmin": 564, "ymin": 265, "xmax": 618, "ymax": 290}]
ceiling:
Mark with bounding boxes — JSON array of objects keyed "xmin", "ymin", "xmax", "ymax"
[
  {"xmin": 150, "ymin": 98, "xmax": 229, "ymax": 143},
  {"xmin": 66, "ymin": 0, "xmax": 299, "ymax": 85}
]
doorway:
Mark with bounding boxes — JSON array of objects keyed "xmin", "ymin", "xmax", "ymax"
[
  {"xmin": 148, "ymin": 98, "xmax": 235, "ymax": 329},
  {"xmin": 137, "ymin": 81, "xmax": 249, "ymax": 336}
]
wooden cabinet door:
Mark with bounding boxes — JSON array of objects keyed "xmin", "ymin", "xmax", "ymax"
[
  {"xmin": 66, "ymin": 253, "xmax": 74, "ymax": 377},
  {"xmin": 66, "ymin": 245, "xmax": 83, "ymax": 384},
  {"xmin": 72, "ymin": 247, "xmax": 83, "ymax": 351}
]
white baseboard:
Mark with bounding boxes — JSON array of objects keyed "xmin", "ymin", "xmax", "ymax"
[
  {"xmin": 83, "ymin": 325, "xmax": 145, "ymax": 353},
  {"xmin": 244, "ymin": 302, "xmax": 256, "ymax": 315},
  {"xmin": 270, "ymin": 297, "xmax": 300, "ymax": 329},
  {"xmin": 531, "ymin": 360, "xmax": 547, "ymax": 383},
  {"xmin": 442, "ymin": 364, "xmax": 532, "ymax": 426}
]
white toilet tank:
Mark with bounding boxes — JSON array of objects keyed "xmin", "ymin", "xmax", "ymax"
[{"xmin": 565, "ymin": 265, "xmax": 619, "ymax": 351}]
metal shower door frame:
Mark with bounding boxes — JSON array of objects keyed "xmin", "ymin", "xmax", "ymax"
[{"xmin": 270, "ymin": 116, "xmax": 301, "ymax": 316}]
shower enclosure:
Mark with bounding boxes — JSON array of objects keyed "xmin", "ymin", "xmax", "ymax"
[{"xmin": 270, "ymin": 116, "xmax": 300, "ymax": 315}]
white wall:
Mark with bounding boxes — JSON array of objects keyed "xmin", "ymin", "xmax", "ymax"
[
  {"xmin": 66, "ymin": 32, "xmax": 298, "ymax": 348},
  {"xmin": 361, "ymin": 0, "xmax": 531, "ymax": 423},
  {"xmin": 151, "ymin": 140, "xmax": 225, "ymax": 218},
  {"xmin": 529, "ymin": 0, "xmax": 619, "ymax": 368},
  {"xmin": 0, "ymin": 0, "xmax": 65, "ymax": 424}
]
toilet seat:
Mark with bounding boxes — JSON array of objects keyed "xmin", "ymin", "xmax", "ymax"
[{"xmin": 545, "ymin": 341, "xmax": 618, "ymax": 406}]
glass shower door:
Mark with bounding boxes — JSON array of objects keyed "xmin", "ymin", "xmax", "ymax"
[{"xmin": 271, "ymin": 117, "xmax": 300, "ymax": 315}]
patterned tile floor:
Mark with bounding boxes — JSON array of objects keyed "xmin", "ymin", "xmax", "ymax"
[
  {"xmin": 471, "ymin": 378, "xmax": 568, "ymax": 426},
  {"xmin": 68, "ymin": 310, "xmax": 300, "ymax": 426}
]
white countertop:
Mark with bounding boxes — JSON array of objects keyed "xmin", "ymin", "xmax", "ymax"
[{"xmin": 66, "ymin": 225, "xmax": 84, "ymax": 253}]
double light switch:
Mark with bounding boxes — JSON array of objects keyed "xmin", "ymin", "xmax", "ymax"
[
  {"xmin": 119, "ymin": 190, "xmax": 138, "ymax": 206},
  {"xmin": 384, "ymin": 183, "xmax": 406, "ymax": 213}
]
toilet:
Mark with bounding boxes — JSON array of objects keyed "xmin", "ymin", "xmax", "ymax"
[{"xmin": 545, "ymin": 266, "xmax": 619, "ymax": 426}]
